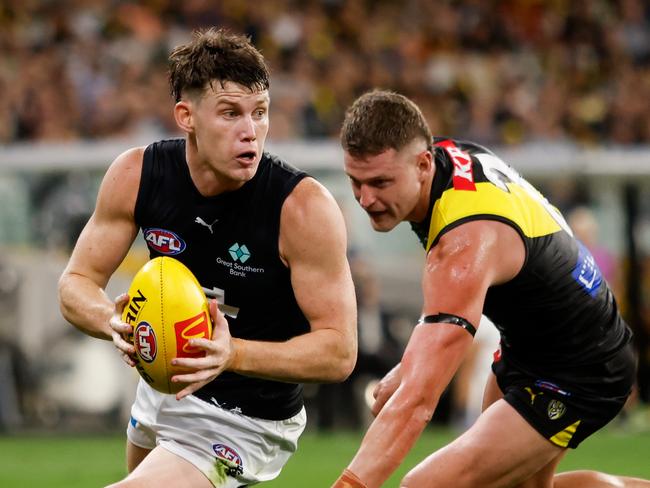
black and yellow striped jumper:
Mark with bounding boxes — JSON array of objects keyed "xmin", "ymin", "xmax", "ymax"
[{"xmin": 410, "ymin": 137, "xmax": 635, "ymax": 448}]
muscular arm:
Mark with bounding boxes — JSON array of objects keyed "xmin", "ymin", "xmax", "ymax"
[
  {"xmin": 343, "ymin": 220, "xmax": 524, "ymax": 487},
  {"xmin": 230, "ymin": 177, "xmax": 358, "ymax": 383},
  {"xmin": 57, "ymin": 148, "xmax": 143, "ymax": 339}
]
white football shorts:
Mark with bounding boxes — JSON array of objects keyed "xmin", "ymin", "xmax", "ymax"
[{"xmin": 127, "ymin": 379, "xmax": 307, "ymax": 487}]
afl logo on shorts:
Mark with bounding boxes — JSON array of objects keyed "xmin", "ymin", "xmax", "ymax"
[
  {"xmin": 212, "ymin": 443, "xmax": 244, "ymax": 476},
  {"xmin": 547, "ymin": 399, "xmax": 566, "ymax": 420},
  {"xmin": 134, "ymin": 322, "xmax": 157, "ymax": 363},
  {"xmin": 143, "ymin": 228, "xmax": 186, "ymax": 256}
]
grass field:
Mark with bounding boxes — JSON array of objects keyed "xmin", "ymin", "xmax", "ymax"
[{"xmin": 1, "ymin": 426, "xmax": 649, "ymax": 487}]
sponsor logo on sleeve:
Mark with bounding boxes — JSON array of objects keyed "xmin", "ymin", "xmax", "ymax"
[
  {"xmin": 572, "ymin": 241, "xmax": 602, "ymax": 297},
  {"xmin": 143, "ymin": 228, "xmax": 186, "ymax": 255},
  {"xmin": 174, "ymin": 311, "xmax": 210, "ymax": 358}
]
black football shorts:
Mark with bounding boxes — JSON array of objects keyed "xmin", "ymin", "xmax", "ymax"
[{"xmin": 492, "ymin": 341, "xmax": 636, "ymax": 449}]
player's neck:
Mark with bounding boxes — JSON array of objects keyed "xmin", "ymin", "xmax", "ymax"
[
  {"xmin": 184, "ymin": 141, "xmax": 246, "ymax": 197},
  {"xmin": 408, "ymin": 167, "xmax": 435, "ymax": 223}
]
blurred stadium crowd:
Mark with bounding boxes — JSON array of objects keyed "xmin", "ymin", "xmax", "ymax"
[
  {"xmin": 1, "ymin": 0, "xmax": 649, "ymax": 146},
  {"xmin": 1, "ymin": 0, "xmax": 650, "ymax": 434}
]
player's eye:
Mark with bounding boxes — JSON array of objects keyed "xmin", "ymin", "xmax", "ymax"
[{"xmin": 373, "ymin": 179, "xmax": 390, "ymax": 188}]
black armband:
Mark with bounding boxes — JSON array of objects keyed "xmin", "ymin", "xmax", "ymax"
[{"xmin": 418, "ymin": 313, "xmax": 477, "ymax": 337}]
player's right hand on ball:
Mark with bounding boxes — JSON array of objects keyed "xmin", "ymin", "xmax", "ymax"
[{"xmin": 109, "ymin": 293, "xmax": 137, "ymax": 367}]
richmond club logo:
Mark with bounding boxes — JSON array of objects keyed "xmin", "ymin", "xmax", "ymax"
[
  {"xmin": 143, "ymin": 228, "xmax": 186, "ymax": 255},
  {"xmin": 547, "ymin": 399, "xmax": 567, "ymax": 420},
  {"xmin": 134, "ymin": 322, "xmax": 157, "ymax": 363}
]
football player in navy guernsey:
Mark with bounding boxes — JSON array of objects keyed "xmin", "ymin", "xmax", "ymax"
[
  {"xmin": 333, "ymin": 90, "xmax": 649, "ymax": 488},
  {"xmin": 58, "ymin": 28, "xmax": 357, "ymax": 488}
]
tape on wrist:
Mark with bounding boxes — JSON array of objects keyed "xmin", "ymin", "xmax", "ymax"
[{"xmin": 333, "ymin": 469, "xmax": 368, "ymax": 488}]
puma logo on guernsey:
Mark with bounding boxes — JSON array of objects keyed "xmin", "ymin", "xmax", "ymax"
[{"xmin": 195, "ymin": 216, "xmax": 219, "ymax": 234}]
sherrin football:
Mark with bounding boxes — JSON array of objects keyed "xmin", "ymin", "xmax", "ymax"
[{"xmin": 121, "ymin": 256, "xmax": 212, "ymax": 394}]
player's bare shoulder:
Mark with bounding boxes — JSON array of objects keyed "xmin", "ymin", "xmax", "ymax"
[
  {"xmin": 96, "ymin": 146, "xmax": 146, "ymax": 219},
  {"xmin": 430, "ymin": 220, "xmax": 524, "ymax": 285},
  {"xmin": 279, "ymin": 177, "xmax": 347, "ymax": 261}
]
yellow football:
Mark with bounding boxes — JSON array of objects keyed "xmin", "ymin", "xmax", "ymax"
[{"xmin": 121, "ymin": 256, "xmax": 212, "ymax": 394}]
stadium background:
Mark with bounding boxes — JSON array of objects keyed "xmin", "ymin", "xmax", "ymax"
[{"xmin": 0, "ymin": 0, "xmax": 649, "ymax": 486}]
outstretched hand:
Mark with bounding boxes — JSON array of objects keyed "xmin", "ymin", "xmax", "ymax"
[
  {"xmin": 171, "ymin": 299, "xmax": 235, "ymax": 401},
  {"xmin": 371, "ymin": 362, "xmax": 402, "ymax": 417},
  {"xmin": 109, "ymin": 293, "xmax": 137, "ymax": 367}
]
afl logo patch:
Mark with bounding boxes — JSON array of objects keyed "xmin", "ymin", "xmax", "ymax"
[
  {"xmin": 212, "ymin": 443, "xmax": 244, "ymax": 477},
  {"xmin": 134, "ymin": 322, "xmax": 157, "ymax": 363},
  {"xmin": 143, "ymin": 228, "xmax": 186, "ymax": 255},
  {"xmin": 547, "ymin": 399, "xmax": 566, "ymax": 420}
]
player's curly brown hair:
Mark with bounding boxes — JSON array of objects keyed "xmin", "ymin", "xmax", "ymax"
[
  {"xmin": 341, "ymin": 90, "xmax": 432, "ymax": 158},
  {"xmin": 168, "ymin": 27, "xmax": 269, "ymax": 102}
]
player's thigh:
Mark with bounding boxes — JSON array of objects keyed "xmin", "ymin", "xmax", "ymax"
[
  {"xmin": 126, "ymin": 440, "xmax": 151, "ymax": 473},
  {"xmin": 107, "ymin": 445, "xmax": 212, "ymax": 488},
  {"xmin": 513, "ymin": 451, "xmax": 565, "ymax": 488},
  {"xmin": 482, "ymin": 370, "xmax": 503, "ymax": 412},
  {"xmin": 401, "ymin": 399, "xmax": 564, "ymax": 488}
]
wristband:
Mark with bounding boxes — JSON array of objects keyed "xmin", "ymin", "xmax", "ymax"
[{"xmin": 332, "ymin": 469, "xmax": 368, "ymax": 488}]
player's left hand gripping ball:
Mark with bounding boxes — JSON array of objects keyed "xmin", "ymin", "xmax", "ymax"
[{"xmin": 121, "ymin": 256, "xmax": 212, "ymax": 394}]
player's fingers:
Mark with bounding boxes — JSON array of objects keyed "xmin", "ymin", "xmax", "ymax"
[
  {"xmin": 185, "ymin": 337, "xmax": 214, "ymax": 351},
  {"xmin": 371, "ymin": 397, "xmax": 386, "ymax": 417},
  {"xmin": 174, "ymin": 377, "xmax": 212, "ymax": 401},
  {"xmin": 112, "ymin": 330, "xmax": 136, "ymax": 356},
  {"xmin": 114, "ymin": 293, "xmax": 130, "ymax": 313},
  {"xmin": 210, "ymin": 302, "xmax": 228, "ymax": 330},
  {"xmin": 371, "ymin": 385, "xmax": 392, "ymax": 416},
  {"xmin": 171, "ymin": 355, "xmax": 221, "ymax": 371},
  {"xmin": 372, "ymin": 381, "xmax": 381, "ymax": 399},
  {"xmin": 109, "ymin": 318, "xmax": 132, "ymax": 336},
  {"xmin": 120, "ymin": 351, "xmax": 136, "ymax": 367},
  {"xmin": 171, "ymin": 369, "xmax": 216, "ymax": 384}
]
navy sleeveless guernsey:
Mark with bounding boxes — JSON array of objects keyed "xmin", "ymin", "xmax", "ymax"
[{"xmin": 135, "ymin": 138, "xmax": 309, "ymax": 420}]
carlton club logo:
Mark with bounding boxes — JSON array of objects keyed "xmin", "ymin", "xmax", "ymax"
[
  {"xmin": 143, "ymin": 228, "xmax": 186, "ymax": 256},
  {"xmin": 174, "ymin": 311, "xmax": 211, "ymax": 358},
  {"xmin": 134, "ymin": 322, "xmax": 157, "ymax": 363}
]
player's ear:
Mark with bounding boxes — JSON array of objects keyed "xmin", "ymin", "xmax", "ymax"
[
  {"xmin": 174, "ymin": 100, "xmax": 194, "ymax": 133},
  {"xmin": 416, "ymin": 147, "xmax": 433, "ymax": 178}
]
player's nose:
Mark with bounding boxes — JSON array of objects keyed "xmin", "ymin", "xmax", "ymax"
[
  {"xmin": 357, "ymin": 185, "xmax": 377, "ymax": 209},
  {"xmin": 239, "ymin": 115, "xmax": 257, "ymax": 141}
]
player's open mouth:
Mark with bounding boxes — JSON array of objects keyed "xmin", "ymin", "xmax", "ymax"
[
  {"xmin": 367, "ymin": 210, "xmax": 386, "ymax": 219},
  {"xmin": 236, "ymin": 151, "xmax": 257, "ymax": 164}
]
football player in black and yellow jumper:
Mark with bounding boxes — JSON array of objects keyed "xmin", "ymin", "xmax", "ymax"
[{"xmin": 333, "ymin": 90, "xmax": 648, "ymax": 488}]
